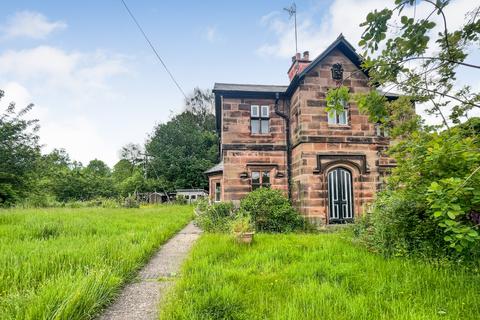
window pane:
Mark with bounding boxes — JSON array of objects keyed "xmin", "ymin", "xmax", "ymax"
[
  {"xmin": 262, "ymin": 171, "xmax": 270, "ymax": 185},
  {"xmin": 251, "ymin": 105, "xmax": 259, "ymax": 117},
  {"xmin": 251, "ymin": 119, "xmax": 260, "ymax": 134},
  {"xmin": 328, "ymin": 110, "xmax": 336, "ymax": 124},
  {"xmin": 383, "ymin": 127, "xmax": 389, "ymax": 137},
  {"xmin": 261, "ymin": 105, "xmax": 269, "ymax": 118},
  {"xmin": 215, "ymin": 183, "xmax": 221, "ymax": 201},
  {"xmin": 260, "ymin": 120, "xmax": 269, "ymax": 134},
  {"xmin": 338, "ymin": 110, "xmax": 347, "ymax": 124},
  {"xmin": 252, "ymin": 184, "xmax": 260, "ymax": 191},
  {"xmin": 251, "ymin": 171, "xmax": 260, "ymax": 185}
]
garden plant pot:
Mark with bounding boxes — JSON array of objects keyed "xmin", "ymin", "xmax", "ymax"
[{"xmin": 236, "ymin": 231, "xmax": 255, "ymax": 244}]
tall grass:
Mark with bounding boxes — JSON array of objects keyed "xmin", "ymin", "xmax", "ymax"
[
  {"xmin": 160, "ymin": 233, "xmax": 480, "ymax": 320},
  {"xmin": 0, "ymin": 206, "xmax": 193, "ymax": 319}
]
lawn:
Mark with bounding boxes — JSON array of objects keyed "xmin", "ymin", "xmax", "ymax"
[
  {"xmin": 0, "ymin": 205, "xmax": 193, "ymax": 320},
  {"xmin": 160, "ymin": 233, "xmax": 480, "ymax": 320}
]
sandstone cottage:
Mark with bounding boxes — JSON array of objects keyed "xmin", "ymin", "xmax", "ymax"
[{"xmin": 205, "ymin": 35, "xmax": 397, "ymax": 224}]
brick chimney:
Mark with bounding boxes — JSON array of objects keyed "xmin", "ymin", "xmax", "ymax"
[{"xmin": 288, "ymin": 51, "xmax": 311, "ymax": 81}]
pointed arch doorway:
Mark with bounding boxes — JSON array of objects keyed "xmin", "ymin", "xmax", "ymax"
[{"xmin": 328, "ymin": 167, "xmax": 354, "ymax": 223}]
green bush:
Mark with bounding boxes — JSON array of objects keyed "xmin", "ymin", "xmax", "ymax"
[
  {"xmin": 354, "ymin": 191, "xmax": 443, "ymax": 257},
  {"xmin": 174, "ymin": 195, "xmax": 188, "ymax": 205},
  {"xmin": 196, "ymin": 201, "xmax": 236, "ymax": 232},
  {"xmin": 239, "ymin": 188, "xmax": 304, "ymax": 233},
  {"xmin": 355, "ymin": 122, "xmax": 480, "ymax": 259},
  {"xmin": 122, "ymin": 195, "xmax": 139, "ymax": 208}
]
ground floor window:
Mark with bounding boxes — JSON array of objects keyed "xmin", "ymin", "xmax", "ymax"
[
  {"xmin": 251, "ymin": 170, "xmax": 271, "ymax": 190},
  {"xmin": 215, "ymin": 182, "xmax": 221, "ymax": 202}
]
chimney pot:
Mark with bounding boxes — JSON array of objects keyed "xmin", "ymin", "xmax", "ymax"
[
  {"xmin": 303, "ymin": 51, "xmax": 310, "ymax": 60},
  {"xmin": 295, "ymin": 52, "xmax": 301, "ymax": 60}
]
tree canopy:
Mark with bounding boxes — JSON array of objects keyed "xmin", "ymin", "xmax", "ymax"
[
  {"xmin": 146, "ymin": 88, "xmax": 218, "ymax": 190},
  {"xmin": 351, "ymin": 1, "xmax": 480, "ymax": 257}
]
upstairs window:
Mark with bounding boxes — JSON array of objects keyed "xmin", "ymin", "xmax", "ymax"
[
  {"xmin": 328, "ymin": 100, "xmax": 348, "ymax": 125},
  {"xmin": 251, "ymin": 105, "xmax": 269, "ymax": 134},
  {"xmin": 251, "ymin": 170, "xmax": 271, "ymax": 190},
  {"xmin": 376, "ymin": 123, "xmax": 389, "ymax": 137}
]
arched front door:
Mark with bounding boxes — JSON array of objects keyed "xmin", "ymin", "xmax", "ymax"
[{"xmin": 328, "ymin": 167, "xmax": 354, "ymax": 223}]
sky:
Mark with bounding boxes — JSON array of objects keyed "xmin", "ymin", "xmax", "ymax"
[{"xmin": 0, "ymin": 0, "xmax": 478, "ymax": 166}]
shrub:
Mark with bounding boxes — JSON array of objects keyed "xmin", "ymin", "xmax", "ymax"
[
  {"xmin": 355, "ymin": 123, "xmax": 480, "ymax": 259},
  {"xmin": 174, "ymin": 195, "xmax": 187, "ymax": 205},
  {"xmin": 239, "ymin": 188, "xmax": 304, "ymax": 233},
  {"xmin": 196, "ymin": 201, "xmax": 236, "ymax": 232},
  {"xmin": 354, "ymin": 191, "xmax": 443, "ymax": 257},
  {"xmin": 123, "ymin": 195, "xmax": 139, "ymax": 208},
  {"xmin": 230, "ymin": 216, "xmax": 254, "ymax": 235}
]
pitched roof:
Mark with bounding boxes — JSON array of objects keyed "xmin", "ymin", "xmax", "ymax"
[
  {"xmin": 204, "ymin": 161, "xmax": 223, "ymax": 175},
  {"xmin": 285, "ymin": 34, "xmax": 366, "ymax": 95},
  {"xmin": 212, "ymin": 35, "xmax": 401, "ymax": 133}
]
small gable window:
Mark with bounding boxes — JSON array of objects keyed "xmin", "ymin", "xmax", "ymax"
[
  {"xmin": 251, "ymin": 170, "xmax": 271, "ymax": 190},
  {"xmin": 375, "ymin": 123, "xmax": 389, "ymax": 137},
  {"xmin": 328, "ymin": 100, "xmax": 348, "ymax": 125},
  {"xmin": 251, "ymin": 105, "xmax": 269, "ymax": 134}
]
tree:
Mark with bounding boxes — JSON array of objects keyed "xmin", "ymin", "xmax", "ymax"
[
  {"xmin": 0, "ymin": 90, "xmax": 41, "ymax": 205},
  {"xmin": 184, "ymin": 87, "xmax": 216, "ymax": 131},
  {"xmin": 119, "ymin": 143, "xmax": 144, "ymax": 166},
  {"xmin": 351, "ymin": 1, "xmax": 480, "ymax": 257},
  {"xmin": 146, "ymin": 88, "xmax": 218, "ymax": 190},
  {"xmin": 358, "ymin": 0, "xmax": 479, "ymax": 127}
]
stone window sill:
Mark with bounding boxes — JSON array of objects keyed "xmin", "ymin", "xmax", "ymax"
[
  {"xmin": 250, "ymin": 133, "xmax": 273, "ymax": 137},
  {"xmin": 328, "ymin": 124, "xmax": 351, "ymax": 129}
]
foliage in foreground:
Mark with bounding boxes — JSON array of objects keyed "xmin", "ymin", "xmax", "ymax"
[
  {"xmin": 325, "ymin": 0, "xmax": 480, "ymax": 259},
  {"xmin": 0, "ymin": 206, "xmax": 193, "ymax": 319},
  {"xmin": 160, "ymin": 233, "xmax": 480, "ymax": 320},
  {"xmin": 195, "ymin": 188, "xmax": 306, "ymax": 233},
  {"xmin": 355, "ymin": 121, "xmax": 480, "ymax": 258}
]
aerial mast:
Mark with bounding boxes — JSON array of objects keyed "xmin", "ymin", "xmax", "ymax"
[{"xmin": 284, "ymin": 3, "xmax": 298, "ymax": 54}]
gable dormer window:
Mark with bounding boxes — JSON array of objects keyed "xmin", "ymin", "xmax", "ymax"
[
  {"xmin": 251, "ymin": 105, "xmax": 269, "ymax": 134},
  {"xmin": 327, "ymin": 100, "xmax": 348, "ymax": 125}
]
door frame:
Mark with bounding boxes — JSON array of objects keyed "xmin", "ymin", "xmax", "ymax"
[{"xmin": 327, "ymin": 167, "xmax": 354, "ymax": 224}]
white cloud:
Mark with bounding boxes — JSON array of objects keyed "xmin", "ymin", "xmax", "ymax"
[
  {"xmin": 257, "ymin": 0, "xmax": 474, "ymax": 59},
  {"xmin": 257, "ymin": 0, "xmax": 478, "ymax": 127},
  {"xmin": 1, "ymin": 11, "xmax": 66, "ymax": 39},
  {"xmin": 204, "ymin": 26, "xmax": 222, "ymax": 43},
  {"xmin": 0, "ymin": 46, "xmax": 131, "ymax": 166},
  {"xmin": 0, "ymin": 46, "xmax": 129, "ymax": 99}
]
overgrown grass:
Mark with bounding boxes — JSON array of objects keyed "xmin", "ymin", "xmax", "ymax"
[
  {"xmin": 0, "ymin": 206, "xmax": 193, "ymax": 319},
  {"xmin": 160, "ymin": 233, "xmax": 480, "ymax": 320}
]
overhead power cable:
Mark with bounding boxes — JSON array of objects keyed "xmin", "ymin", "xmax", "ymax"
[{"xmin": 120, "ymin": 0, "xmax": 187, "ymax": 99}]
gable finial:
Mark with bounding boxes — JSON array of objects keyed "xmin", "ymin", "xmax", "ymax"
[{"xmin": 283, "ymin": 3, "xmax": 298, "ymax": 54}]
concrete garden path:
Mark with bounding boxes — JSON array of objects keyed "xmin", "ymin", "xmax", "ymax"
[{"xmin": 99, "ymin": 222, "xmax": 201, "ymax": 320}]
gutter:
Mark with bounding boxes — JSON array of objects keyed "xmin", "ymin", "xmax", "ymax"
[{"xmin": 274, "ymin": 93, "xmax": 292, "ymax": 200}]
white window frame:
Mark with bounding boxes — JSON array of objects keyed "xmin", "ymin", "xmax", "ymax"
[
  {"xmin": 251, "ymin": 105, "xmax": 270, "ymax": 134},
  {"xmin": 214, "ymin": 182, "xmax": 221, "ymax": 202},
  {"xmin": 328, "ymin": 100, "xmax": 348, "ymax": 125}
]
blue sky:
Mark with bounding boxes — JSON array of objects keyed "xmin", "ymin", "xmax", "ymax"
[{"xmin": 0, "ymin": 0, "xmax": 477, "ymax": 166}]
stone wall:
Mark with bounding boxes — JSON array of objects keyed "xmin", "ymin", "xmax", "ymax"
[
  {"xmin": 288, "ymin": 48, "xmax": 392, "ymax": 223},
  {"xmin": 222, "ymin": 149, "xmax": 288, "ymax": 205},
  {"xmin": 215, "ymin": 48, "xmax": 394, "ymax": 222}
]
